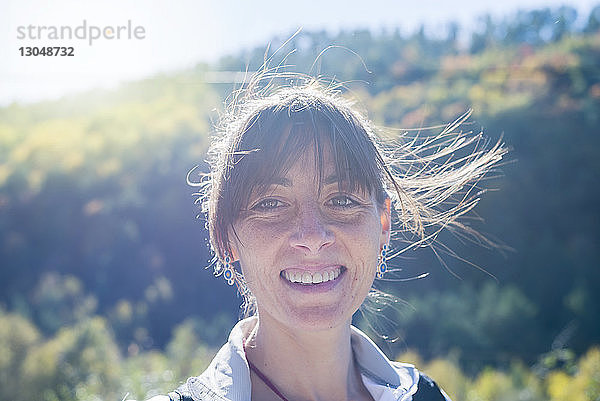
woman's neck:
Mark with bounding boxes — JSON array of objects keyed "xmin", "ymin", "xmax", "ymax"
[{"xmin": 244, "ymin": 313, "xmax": 373, "ymax": 401}]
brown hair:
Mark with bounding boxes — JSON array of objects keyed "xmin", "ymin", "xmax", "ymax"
[{"xmin": 190, "ymin": 74, "xmax": 507, "ymax": 315}]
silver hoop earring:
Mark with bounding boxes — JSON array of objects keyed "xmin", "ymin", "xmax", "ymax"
[
  {"xmin": 376, "ymin": 244, "xmax": 388, "ymax": 278},
  {"xmin": 222, "ymin": 255, "xmax": 235, "ymax": 286}
]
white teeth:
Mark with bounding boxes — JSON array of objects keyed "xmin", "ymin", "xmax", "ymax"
[{"xmin": 283, "ymin": 267, "xmax": 342, "ymax": 285}]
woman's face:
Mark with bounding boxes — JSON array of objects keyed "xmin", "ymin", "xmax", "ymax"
[{"xmin": 229, "ymin": 144, "xmax": 390, "ymax": 332}]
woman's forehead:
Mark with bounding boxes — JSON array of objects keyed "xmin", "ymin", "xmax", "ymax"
[
  {"xmin": 250, "ymin": 156, "xmax": 363, "ymax": 200},
  {"xmin": 234, "ymin": 119, "xmax": 381, "ymax": 206},
  {"xmin": 268, "ymin": 145, "xmax": 338, "ymax": 183},
  {"xmin": 260, "ymin": 172, "xmax": 344, "ymax": 189}
]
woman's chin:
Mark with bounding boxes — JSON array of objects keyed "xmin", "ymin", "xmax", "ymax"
[{"xmin": 260, "ymin": 302, "xmax": 353, "ymax": 333}]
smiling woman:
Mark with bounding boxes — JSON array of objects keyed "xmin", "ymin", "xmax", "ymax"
[
  {"xmin": 230, "ymin": 145, "xmax": 387, "ymax": 335},
  {"xmin": 139, "ymin": 71, "xmax": 507, "ymax": 401}
]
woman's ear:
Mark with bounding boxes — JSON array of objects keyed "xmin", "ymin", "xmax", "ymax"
[{"xmin": 380, "ymin": 198, "xmax": 391, "ymax": 245}]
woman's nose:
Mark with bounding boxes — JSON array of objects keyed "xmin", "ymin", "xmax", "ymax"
[{"xmin": 289, "ymin": 207, "xmax": 334, "ymax": 254}]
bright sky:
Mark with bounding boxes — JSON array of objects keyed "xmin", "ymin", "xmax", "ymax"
[{"xmin": 1, "ymin": 0, "xmax": 597, "ymax": 106}]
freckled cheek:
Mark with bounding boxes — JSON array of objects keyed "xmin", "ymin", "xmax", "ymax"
[
  {"xmin": 337, "ymin": 220, "xmax": 381, "ymax": 248},
  {"xmin": 235, "ymin": 220, "xmax": 288, "ymax": 248},
  {"xmin": 234, "ymin": 221, "xmax": 288, "ymax": 282},
  {"xmin": 247, "ymin": 218, "xmax": 289, "ymax": 235},
  {"xmin": 340, "ymin": 223, "xmax": 381, "ymax": 280}
]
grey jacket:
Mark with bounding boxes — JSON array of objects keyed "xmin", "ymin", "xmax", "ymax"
[{"xmin": 163, "ymin": 317, "xmax": 450, "ymax": 401}]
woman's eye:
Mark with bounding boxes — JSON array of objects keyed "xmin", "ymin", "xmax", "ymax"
[
  {"xmin": 327, "ymin": 195, "xmax": 358, "ymax": 208},
  {"xmin": 253, "ymin": 198, "xmax": 284, "ymax": 211}
]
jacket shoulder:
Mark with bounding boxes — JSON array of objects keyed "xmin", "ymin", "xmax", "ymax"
[
  {"xmin": 164, "ymin": 390, "xmax": 195, "ymax": 401},
  {"xmin": 412, "ymin": 373, "xmax": 451, "ymax": 401},
  {"xmin": 125, "ymin": 396, "xmax": 170, "ymax": 401},
  {"xmin": 163, "ymin": 376, "xmax": 228, "ymax": 401}
]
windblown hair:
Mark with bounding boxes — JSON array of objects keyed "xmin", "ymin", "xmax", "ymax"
[{"xmin": 189, "ymin": 71, "xmax": 507, "ymax": 317}]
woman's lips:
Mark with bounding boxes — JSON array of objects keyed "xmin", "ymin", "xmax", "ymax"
[{"xmin": 281, "ymin": 266, "xmax": 344, "ymax": 285}]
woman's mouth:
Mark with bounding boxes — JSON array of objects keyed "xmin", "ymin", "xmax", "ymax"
[{"xmin": 281, "ymin": 266, "xmax": 344, "ymax": 285}]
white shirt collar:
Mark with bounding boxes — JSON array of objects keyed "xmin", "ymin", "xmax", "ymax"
[{"xmin": 189, "ymin": 317, "xmax": 420, "ymax": 401}]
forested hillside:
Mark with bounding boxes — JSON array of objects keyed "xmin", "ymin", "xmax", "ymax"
[{"xmin": 1, "ymin": 5, "xmax": 599, "ymax": 400}]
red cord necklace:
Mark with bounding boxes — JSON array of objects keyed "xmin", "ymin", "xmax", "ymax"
[
  {"xmin": 246, "ymin": 356, "xmax": 291, "ymax": 401},
  {"xmin": 243, "ymin": 338, "xmax": 291, "ymax": 401}
]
